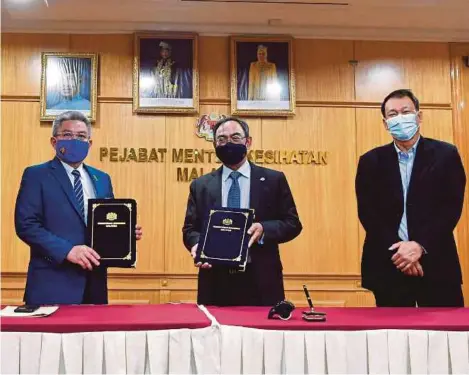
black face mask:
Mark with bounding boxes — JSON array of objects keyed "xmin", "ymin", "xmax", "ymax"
[{"xmin": 215, "ymin": 142, "xmax": 247, "ymax": 166}]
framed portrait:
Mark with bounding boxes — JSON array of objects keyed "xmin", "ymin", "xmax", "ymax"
[
  {"xmin": 231, "ymin": 36, "xmax": 295, "ymax": 117},
  {"xmin": 133, "ymin": 33, "xmax": 199, "ymax": 114},
  {"xmin": 40, "ymin": 52, "xmax": 98, "ymax": 122}
]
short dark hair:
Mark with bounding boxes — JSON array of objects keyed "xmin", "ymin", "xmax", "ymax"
[
  {"xmin": 381, "ymin": 89, "xmax": 420, "ymax": 117},
  {"xmin": 212, "ymin": 116, "xmax": 250, "ymax": 144}
]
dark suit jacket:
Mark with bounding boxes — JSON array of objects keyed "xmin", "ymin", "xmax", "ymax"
[
  {"xmin": 182, "ymin": 162, "xmax": 302, "ymax": 305},
  {"xmin": 356, "ymin": 137, "xmax": 466, "ymax": 291},
  {"xmin": 15, "ymin": 157, "xmax": 114, "ymax": 305}
]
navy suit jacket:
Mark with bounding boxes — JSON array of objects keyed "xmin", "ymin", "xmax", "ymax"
[
  {"xmin": 182, "ymin": 162, "xmax": 302, "ymax": 305},
  {"xmin": 356, "ymin": 137, "xmax": 466, "ymax": 291},
  {"xmin": 15, "ymin": 157, "xmax": 114, "ymax": 305}
]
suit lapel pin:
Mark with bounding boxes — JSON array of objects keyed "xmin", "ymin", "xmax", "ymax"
[
  {"xmin": 93, "ymin": 175, "xmax": 98, "ymax": 182},
  {"xmin": 260, "ymin": 177, "xmax": 265, "ymax": 181}
]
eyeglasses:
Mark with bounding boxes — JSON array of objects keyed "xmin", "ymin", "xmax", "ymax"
[
  {"xmin": 386, "ymin": 110, "xmax": 418, "ymax": 119},
  {"xmin": 215, "ymin": 134, "xmax": 246, "ymax": 145},
  {"xmin": 56, "ymin": 132, "xmax": 89, "ymax": 142}
]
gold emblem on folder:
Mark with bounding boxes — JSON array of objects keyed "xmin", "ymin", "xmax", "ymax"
[
  {"xmin": 106, "ymin": 212, "xmax": 117, "ymax": 221},
  {"xmin": 222, "ymin": 218, "xmax": 233, "ymax": 226}
]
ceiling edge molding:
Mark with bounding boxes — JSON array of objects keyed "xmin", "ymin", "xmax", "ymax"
[{"xmin": 2, "ymin": 20, "xmax": 469, "ymax": 42}]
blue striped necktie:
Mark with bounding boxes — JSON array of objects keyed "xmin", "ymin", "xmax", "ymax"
[
  {"xmin": 227, "ymin": 171, "xmax": 241, "ymax": 208},
  {"xmin": 72, "ymin": 169, "xmax": 85, "ymax": 220}
]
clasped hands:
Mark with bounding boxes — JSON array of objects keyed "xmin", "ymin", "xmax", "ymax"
[
  {"xmin": 66, "ymin": 225, "xmax": 143, "ymax": 270},
  {"xmin": 192, "ymin": 222, "xmax": 263, "ymax": 269},
  {"xmin": 389, "ymin": 240, "xmax": 424, "ymax": 277}
]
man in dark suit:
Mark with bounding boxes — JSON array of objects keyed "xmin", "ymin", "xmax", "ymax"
[
  {"xmin": 15, "ymin": 110, "xmax": 143, "ymax": 305},
  {"xmin": 356, "ymin": 89, "xmax": 466, "ymax": 307},
  {"xmin": 182, "ymin": 117, "xmax": 302, "ymax": 306}
]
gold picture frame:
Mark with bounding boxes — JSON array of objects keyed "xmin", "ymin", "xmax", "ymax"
[
  {"xmin": 40, "ymin": 52, "xmax": 98, "ymax": 122},
  {"xmin": 230, "ymin": 35, "xmax": 295, "ymax": 117},
  {"xmin": 133, "ymin": 32, "xmax": 199, "ymax": 114}
]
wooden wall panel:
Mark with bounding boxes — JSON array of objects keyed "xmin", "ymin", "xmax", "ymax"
[
  {"xmin": 164, "ymin": 114, "xmax": 212, "ymax": 275},
  {"xmin": 108, "ymin": 291, "xmax": 155, "ymax": 304},
  {"xmin": 70, "ymin": 34, "xmax": 133, "ymax": 98},
  {"xmin": 355, "ymin": 108, "xmax": 390, "ymax": 157},
  {"xmin": 261, "ymin": 107, "xmax": 359, "ymax": 275},
  {"xmin": 199, "ymin": 37, "xmax": 230, "ymax": 101},
  {"xmin": 421, "ymin": 109, "xmax": 454, "ymax": 142},
  {"xmin": 88, "ymin": 102, "xmax": 167, "ymax": 274},
  {"xmin": 1, "ymin": 34, "xmax": 70, "ymax": 96},
  {"xmin": 1, "ymin": 272, "xmax": 374, "ymax": 306},
  {"xmin": 168, "ymin": 290, "xmax": 198, "ymax": 304},
  {"xmin": 1, "ymin": 101, "xmax": 57, "ymax": 272},
  {"xmin": 295, "ymin": 39, "xmax": 355, "ymax": 102},
  {"xmin": 285, "ymin": 291, "xmax": 374, "ymax": 307},
  {"xmin": 1, "ymin": 291, "xmax": 24, "ymax": 306},
  {"xmin": 355, "ymin": 41, "xmax": 451, "ymax": 104}
]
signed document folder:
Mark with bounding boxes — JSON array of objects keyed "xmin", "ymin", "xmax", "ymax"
[
  {"xmin": 87, "ymin": 199, "xmax": 137, "ymax": 268},
  {"xmin": 195, "ymin": 207, "xmax": 254, "ymax": 271}
]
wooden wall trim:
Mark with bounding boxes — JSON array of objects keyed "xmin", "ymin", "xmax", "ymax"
[
  {"xmin": 1, "ymin": 95, "xmax": 40, "ymax": 102},
  {"xmin": 1, "ymin": 273, "xmax": 373, "ymax": 306},
  {"xmin": 295, "ymin": 101, "xmax": 452, "ymax": 110},
  {"xmin": 1, "ymin": 272, "xmax": 366, "ymax": 292},
  {"xmin": 0, "ymin": 271, "xmax": 361, "ymax": 279},
  {"xmin": 1, "ymin": 95, "xmax": 452, "ymax": 110}
]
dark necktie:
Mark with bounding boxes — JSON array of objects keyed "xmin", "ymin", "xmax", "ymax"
[
  {"xmin": 227, "ymin": 171, "xmax": 241, "ymax": 208},
  {"xmin": 72, "ymin": 169, "xmax": 85, "ymax": 219}
]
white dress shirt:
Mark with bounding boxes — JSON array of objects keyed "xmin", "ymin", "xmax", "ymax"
[
  {"xmin": 393, "ymin": 137, "xmax": 420, "ymax": 241},
  {"xmin": 60, "ymin": 161, "xmax": 96, "ymax": 221},
  {"xmin": 221, "ymin": 160, "xmax": 251, "ymax": 208}
]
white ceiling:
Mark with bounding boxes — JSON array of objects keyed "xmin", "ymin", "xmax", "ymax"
[{"xmin": 2, "ymin": 0, "xmax": 469, "ymax": 41}]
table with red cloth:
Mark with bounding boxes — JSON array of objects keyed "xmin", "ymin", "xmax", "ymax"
[
  {"xmin": 2, "ymin": 304, "xmax": 210, "ymax": 333},
  {"xmin": 2, "ymin": 305, "xmax": 469, "ymax": 374},
  {"xmin": 209, "ymin": 306, "xmax": 469, "ymax": 374},
  {"xmin": 1, "ymin": 304, "xmax": 218, "ymax": 374}
]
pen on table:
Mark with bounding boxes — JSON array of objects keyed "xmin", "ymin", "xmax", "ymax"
[{"xmin": 303, "ymin": 284, "xmax": 314, "ymax": 310}]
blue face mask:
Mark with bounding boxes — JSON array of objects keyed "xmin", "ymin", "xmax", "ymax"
[
  {"xmin": 55, "ymin": 139, "xmax": 89, "ymax": 163},
  {"xmin": 385, "ymin": 113, "xmax": 420, "ymax": 141}
]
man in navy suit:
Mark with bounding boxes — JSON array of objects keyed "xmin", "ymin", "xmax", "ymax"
[
  {"xmin": 356, "ymin": 89, "xmax": 466, "ymax": 307},
  {"xmin": 15, "ymin": 111, "xmax": 143, "ymax": 305},
  {"xmin": 182, "ymin": 117, "xmax": 302, "ymax": 306}
]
